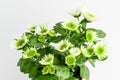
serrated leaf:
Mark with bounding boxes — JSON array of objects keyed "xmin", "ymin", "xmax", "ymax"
[
  {"xmin": 80, "ymin": 65, "xmax": 90, "ymax": 80},
  {"xmin": 17, "ymin": 58, "xmax": 36, "ymax": 74},
  {"xmin": 29, "ymin": 65, "xmax": 39, "ymax": 78},
  {"xmin": 54, "ymin": 22, "xmax": 67, "ymax": 35},
  {"xmin": 96, "ymin": 30, "xmax": 106, "ymax": 38},
  {"xmin": 29, "ymin": 36, "xmax": 43, "ymax": 47},
  {"xmin": 50, "ymin": 36, "xmax": 65, "ymax": 43}
]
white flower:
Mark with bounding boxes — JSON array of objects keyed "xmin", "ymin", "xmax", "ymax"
[
  {"xmin": 69, "ymin": 47, "xmax": 81, "ymax": 56},
  {"xmin": 82, "ymin": 8, "xmax": 96, "ymax": 22},
  {"xmin": 23, "ymin": 48, "xmax": 39, "ymax": 58},
  {"xmin": 86, "ymin": 30, "xmax": 98, "ymax": 42},
  {"xmin": 56, "ymin": 40, "xmax": 71, "ymax": 52},
  {"xmin": 29, "ymin": 25, "xmax": 37, "ymax": 32},
  {"xmin": 35, "ymin": 24, "xmax": 49, "ymax": 35},
  {"xmin": 81, "ymin": 46, "xmax": 94, "ymax": 57},
  {"xmin": 39, "ymin": 54, "xmax": 54, "ymax": 65},
  {"xmin": 69, "ymin": 9, "xmax": 82, "ymax": 18},
  {"xmin": 95, "ymin": 41, "xmax": 107, "ymax": 60},
  {"xmin": 12, "ymin": 34, "xmax": 28, "ymax": 49},
  {"xmin": 62, "ymin": 21, "xmax": 79, "ymax": 31}
]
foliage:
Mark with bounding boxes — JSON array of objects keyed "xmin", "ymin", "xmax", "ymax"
[{"xmin": 12, "ymin": 8, "xmax": 107, "ymax": 80}]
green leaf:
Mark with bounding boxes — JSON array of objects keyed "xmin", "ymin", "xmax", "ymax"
[
  {"xmin": 29, "ymin": 65, "xmax": 39, "ymax": 78},
  {"xmin": 67, "ymin": 77, "xmax": 79, "ymax": 80},
  {"xmin": 96, "ymin": 30, "xmax": 106, "ymax": 38},
  {"xmin": 80, "ymin": 19, "xmax": 87, "ymax": 32},
  {"xmin": 29, "ymin": 36, "xmax": 43, "ymax": 47},
  {"xmin": 54, "ymin": 22, "xmax": 67, "ymax": 35},
  {"xmin": 17, "ymin": 58, "xmax": 36, "ymax": 73},
  {"xmin": 37, "ymin": 75, "xmax": 57, "ymax": 80},
  {"xmin": 76, "ymin": 55, "xmax": 87, "ymax": 66},
  {"xmin": 88, "ymin": 59, "xmax": 96, "ymax": 67},
  {"xmin": 55, "ymin": 66, "xmax": 70, "ymax": 80},
  {"xmin": 50, "ymin": 36, "xmax": 65, "ymax": 43},
  {"xmin": 80, "ymin": 65, "xmax": 90, "ymax": 80}
]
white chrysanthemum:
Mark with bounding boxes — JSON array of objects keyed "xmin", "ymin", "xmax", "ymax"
[
  {"xmin": 29, "ymin": 25, "xmax": 37, "ymax": 32},
  {"xmin": 69, "ymin": 9, "xmax": 82, "ymax": 18},
  {"xmin": 82, "ymin": 8, "xmax": 96, "ymax": 22},
  {"xmin": 86, "ymin": 30, "xmax": 98, "ymax": 42},
  {"xmin": 56, "ymin": 40, "xmax": 71, "ymax": 52},
  {"xmin": 69, "ymin": 47, "xmax": 81, "ymax": 56},
  {"xmin": 35, "ymin": 24, "xmax": 49, "ymax": 35},
  {"xmin": 81, "ymin": 46, "xmax": 94, "ymax": 57},
  {"xmin": 95, "ymin": 41, "xmax": 107, "ymax": 60},
  {"xmin": 11, "ymin": 34, "xmax": 28, "ymax": 49},
  {"xmin": 62, "ymin": 21, "xmax": 79, "ymax": 31},
  {"xmin": 23, "ymin": 48, "xmax": 39, "ymax": 58},
  {"xmin": 39, "ymin": 54, "xmax": 54, "ymax": 65}
]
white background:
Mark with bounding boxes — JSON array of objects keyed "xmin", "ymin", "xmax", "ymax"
[{"xmin": 0, "ymin": 0, "xmax": 120, "ymax": 80}]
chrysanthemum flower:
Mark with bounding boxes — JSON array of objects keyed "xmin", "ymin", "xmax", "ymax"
[
  {"xmin": 38, "ymin": 35, "xmax": 45, "ymax": 43},
  {"xmin": 62, "ymin": 21, "xmax": 79, "ymax": 31},
  {"xmin": 81, "ymin": 46, "xmax": 94, "ymax": 57},
  {"xmin": 35, "ymin": 24, "xmax": 49, "ymax": 35},
  {"xmin": 48, "ymin": 30, "xmax": 56, "ymax": 37},
  {"xmin": 49, "ymin": 65, "xmax": 55, "ymax": 74},
  {"xmin": 23, "ymin": 48, "xmax": 39, "ymax": 58},
  {"xmin": 69, "ymin": 9, "xmax": 82, "ymax": 18},
  {"xmin": 42, "ymin": 66, "xmax": 49, "ymax": 74},
  {"xmin": 95, "ymin": 41, "xmax": 107, "ymax": 60},
  {"xmin": 42, "ymin": 65, "xmax": 55, "ymax": 75},
  {"xmin": 29, "ymin": 25, "xmax": 37, "ymax": 32},
  {"xmin": 15, "ymin": 36, "xmax": 28, "ymax": 49},
  {"xmin": 86, "ymin": 30, "xmax": 98, "ymax": 42},
  {"xmin": 56, "ymin": 40, "xmax": 71, "ymax": 52},
  {"xmin": 69, "ymin": 47, "xmax": 81, "ymax": 56},
  {"xmin": 39, "ymin": 54, "xmax": 54, "ymax": 65},
  {"xmin": 82, "ymin": 11, "xmax": 96, "ymax": 22},
  {"xmin": 65, "ymin": 55, "xmax": 76, "ymax": 66}
]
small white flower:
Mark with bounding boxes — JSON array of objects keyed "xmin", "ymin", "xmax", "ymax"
[
  {"xmin": 23, "ymin": 48, "xmax": 39, "ymax": 58},
  {"xmin": 86, "ymin": 30, "xmax": 98, "ymax": 42},
  {"xmin": 95, "ymin": 41, "xmax": 107, "ymax": 60},
  {"xmin": 81, "ymin": 45, "xmax": 94, "ymax": 57},
  {"xmin": 69, "ymin": 47, "xmax": 81, "ymax": 56},
  {"xmin": 29, "ymin": 25, "xmax": 37, "ymax": 32},
  {"xmin": 35, "ymin": 24, "xmax": 49, "ymax": 35},
  {"xmin": 12, "ymin": 34, "xmax": 28, "ymax": 49},
  {"xmin": 56, "ymin": 40, "xmax": 71, "ymax": 52},
  {"xmin": 82, "ymin": 8, "xmax": 96, "ymax": 22},
  {"xmin": 69, "ymin": 9, "xmax": 82, "ymax": 18},
  {"xmin": 39, "ymin": 54, "xmax": 54, "ymax": 65},
  {"xmin": 62, "ymin": 21, "xmax": 79, "ymax": 31}
]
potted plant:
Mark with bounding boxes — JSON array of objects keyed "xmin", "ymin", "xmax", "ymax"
[{"xmin": 12, "ymin": 8, "xmax": 107, "ymax": 80}]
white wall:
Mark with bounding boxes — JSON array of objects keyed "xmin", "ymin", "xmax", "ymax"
[{"xmin": 0, "ymin": 0, "xmax": 119, "ymax": 80}]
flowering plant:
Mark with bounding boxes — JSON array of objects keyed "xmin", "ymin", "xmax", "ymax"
[{"xmin": 12, "ymin": 9, "xmax": 107, "ymax": 80}]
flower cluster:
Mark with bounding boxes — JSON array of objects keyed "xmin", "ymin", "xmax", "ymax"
[{"xmin": 12, "ymin": 9, "xmax": 107, "ymax": 80}]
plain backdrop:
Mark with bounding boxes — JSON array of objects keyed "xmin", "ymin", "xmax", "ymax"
[{"xmin": 0, "ymin": 0, "xmax": 120, "ymax": 80}]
